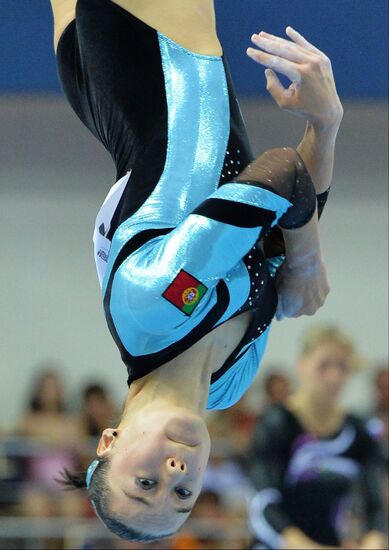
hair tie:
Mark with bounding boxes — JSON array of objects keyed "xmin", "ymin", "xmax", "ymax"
[{"xmin": 86, "ymin": 459, "xmax": 100, "ymax": 489}]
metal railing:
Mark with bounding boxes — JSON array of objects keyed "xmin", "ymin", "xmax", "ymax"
[{"xmin": 0, "ymin": 517, "xmax": 250, "ymax": 549}]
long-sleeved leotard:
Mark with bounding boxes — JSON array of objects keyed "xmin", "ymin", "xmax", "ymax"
[
  {"xmin": 56, "ymin": 0, "xmax": 326, "ymax": 410},
  {"xmin": 245, "ymin": 404, "xmax": 387, "ymax": 549}
]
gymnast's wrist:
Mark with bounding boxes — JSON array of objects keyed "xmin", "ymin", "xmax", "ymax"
[
  {"xmin": 308, "ymin": 114, "xmax": 342, "ymax": 137},
  {"xmin": 280, "ymin": 209, "xmax": 323, "ymax": 270},
  {"xmin": 307, "ymin": 99, "xmax": 343, "ymax": 133},
  {"xmin": 282, "ymin": 251, "xmax": 324, "ymax": 276}
]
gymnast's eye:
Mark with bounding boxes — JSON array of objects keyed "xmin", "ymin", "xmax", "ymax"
[
  {"xmin": 175, "ymin": 487, "xmax": 192, "ymax": 499},
  {"xmin": 137, "ymin": 478, "xmax": 157, "ymax": 489}
]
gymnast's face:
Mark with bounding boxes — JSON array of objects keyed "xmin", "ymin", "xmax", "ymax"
[
  {"xmin": 298, "ymin": 341, "xmax": 353, "ymax": 401},
  {"xmin": 97, "ymin": 405, "xmax": 211, "ymax": 535}
]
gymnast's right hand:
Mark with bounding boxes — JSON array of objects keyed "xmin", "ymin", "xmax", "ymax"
[
  {"xmin": 247, "ymin": 26, "xmax": 343, "ymax": 130},
  {"xmin": 274, "ymin": 253, "xmax": 330, "ymax": 320}
]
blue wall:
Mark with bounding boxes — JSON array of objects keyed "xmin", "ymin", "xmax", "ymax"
[{"xmin": 0, "ymin": 0, "xmax": 387, "ymax": 97}]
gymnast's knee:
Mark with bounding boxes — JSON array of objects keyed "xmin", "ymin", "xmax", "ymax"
[{"xmin": 235, "ymin": 147, "xmax": 317, "ymax": 230}]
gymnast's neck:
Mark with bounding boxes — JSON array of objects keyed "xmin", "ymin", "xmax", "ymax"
[{"xmin": 119, "ymin": 338, "xmax": 219, "ymax": 422}]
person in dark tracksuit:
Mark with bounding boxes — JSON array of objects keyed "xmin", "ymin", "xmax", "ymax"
[{"xmin": 246, "ymin": 326, "xmax": 387, "ymax": 550}]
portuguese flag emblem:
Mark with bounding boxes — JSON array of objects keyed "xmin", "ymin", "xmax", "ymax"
[{"xmin": 162, "ymin": 269, "xmax": 208, "ymax": 316}]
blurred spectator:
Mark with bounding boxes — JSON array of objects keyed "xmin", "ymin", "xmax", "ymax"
[
  {"xmin": 80, "ymin": 383, "xmax": 117, "ymax": 437},
  {"xmin": 374, "ymin": 364, "xmax": 389, "ymax": 438},
  {"xmin": 190, "ymin": 490, "xmax": 230, "ymax": 549},
  {"xmin": 29, "ymin": 367, "xmax": 66, "ymax": 412},
  {"xmin": 170, "ymin": 490, "xmax": 248, "ymax": 549},
  {"xmin": 0, "ymin": 366, "xmax": 117, "ymax": 549},
  {"xmin": 246, "ymin": 325, "xmax": 388, "ymax": 550},
  {"xmin": 16, "ymin": 366, "xmax": 87, "ymax": 498},
  {"xmin": 370, "ymin": 363, "xmax": 389, "ymax": 524},
  {"xmin": 18, "ymin": 365, "xmax": 83, "ymax": 446},
  {"xmin": 207, "ymin": 395, "xmax": 258, "ymax": 456},
  {"xmin": 203, "ymin": 456, "xmax": 253, "ymax": 508},
  {"xmin": 263, "ymin": 370, "xmax": 291, "ymax": 407}
]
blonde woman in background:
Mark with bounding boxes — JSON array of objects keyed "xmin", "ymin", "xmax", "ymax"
[{"xmin": 247, "ymin": 326, "xmax": 387, "ymax": 550}]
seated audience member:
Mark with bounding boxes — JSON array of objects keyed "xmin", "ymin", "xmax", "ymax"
[
  {"xmin": 18, "ymin": 364, "xmax": 82, "ymax": 444},
  {"xmin": 374, "ymin": 364, "xmax": 389, "ymax": 439},
  {"xmin": 171, "ymin": 490, "xmax": 245, "ymax": 550},
  {"xmin": 16, "ymin": 365, "xmax": 84, "ymax": 489},
  {"xmin": 246, "ymin": 325, "xmax": 388, "ymax": 550},
  {"xmin": 263, "ymin": 371, "xmax": 291, "ymax": 407},
  {"xmin": 207, "ymin": 395, "xmax": 258, "ymax": 456},
  {"xmin": 80, "ymin": 383, "xmax": 117, "ymax": 437}
]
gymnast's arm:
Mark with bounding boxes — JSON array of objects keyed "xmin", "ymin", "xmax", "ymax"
[
  {"xmin": 247, "ymin": 26, "xmax": 343, "ymax": 319},
  {"xmin": 247, "ymin": 408, "xmax": 338, "ymax": 550},
  {"xmin": 248, "ymin": 26, "xmax": 343, "ymax": 194}
]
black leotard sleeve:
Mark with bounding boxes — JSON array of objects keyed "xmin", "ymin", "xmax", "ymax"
[
  {"xmin": 355, "ymin": 420, "xmax": 388, "ymax": 534},
  {"xmin": 247, "ymin": 406, "xmax": 295, "ymax": 541},
  {"xmin": 246, "ymin": 406, "xmax": 388, "ymax": 549},
  {"xmin": 263, "ymin": 186, "xmax": 330, "ymax": 259}
]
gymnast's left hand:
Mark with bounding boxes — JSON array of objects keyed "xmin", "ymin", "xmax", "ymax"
[
  {"xmin": 274, "ymin": 255, "xmax": 330, "ymax": 321},
  {"xmin": 247, "ymin": 27, "xmax": 343, "ymax": 130}
]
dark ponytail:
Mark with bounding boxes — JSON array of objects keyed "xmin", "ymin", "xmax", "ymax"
[
  {"xmin": 56, "ymin": 467, "xmax": 88, "ymax": 489},
  {"xmin": 58, "ymin": 432, "xmax": 118, "ymax": 489}
]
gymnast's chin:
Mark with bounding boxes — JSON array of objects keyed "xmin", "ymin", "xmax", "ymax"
[{"xmin": 57, "ymin": 365, "xmax": 212, "ymax": 543}]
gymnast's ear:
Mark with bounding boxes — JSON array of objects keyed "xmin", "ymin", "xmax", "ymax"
[{"xmin": 97, "ymin": 428, "xmax": 119, "ymax": 457}]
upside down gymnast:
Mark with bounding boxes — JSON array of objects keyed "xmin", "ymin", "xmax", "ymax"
[{"xmin": 50, "ymin": 0, "xmax": 344, "ymax": 542}]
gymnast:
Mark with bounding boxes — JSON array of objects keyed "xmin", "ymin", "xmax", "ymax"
[
  {"xmin": 246, "ymin": 326, "xmax": 387, "ymax": 550},
  {"xmin": 50, "ymin": 0, "xmax": 343, "ymax": 542}
]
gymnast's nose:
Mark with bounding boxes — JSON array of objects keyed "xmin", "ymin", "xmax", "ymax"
[{"xmin": 166, "ymin": 457, "xmax": 187, "ymax": 473}]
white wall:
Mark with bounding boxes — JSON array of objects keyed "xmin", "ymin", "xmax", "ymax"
[{"xmin": 0, "ymin": 97, "xmax": 387, "ymax": 427}]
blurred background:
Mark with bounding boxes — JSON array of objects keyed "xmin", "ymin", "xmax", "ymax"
[{"xmin": 0, "ymin": 0, "xmax": 387, "ymax": 548}]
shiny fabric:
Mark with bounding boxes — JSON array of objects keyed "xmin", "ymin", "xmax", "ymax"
[
  {"xmin": 56, "ymin": 0, "xmax": 323, "ymax": 410},
  {"xmin": 101, "ymin": 32, "xmax": 231, "ymax": 295},
  {"xmin": 207, "ymin": 328, "xmax": 271, "ymax": 409},
  {"xmin": 101, "ymin": 36, "xmax": 291, "ymax": 404}
]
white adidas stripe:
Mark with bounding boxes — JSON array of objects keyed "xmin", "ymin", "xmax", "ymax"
[{"xmin": 92, "ymin": 171, "xmax": 132, "ymax": 287}]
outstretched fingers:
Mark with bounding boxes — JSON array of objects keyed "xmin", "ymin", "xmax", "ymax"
[
  {"xmin": 251, "ymin": 31, "xmax": 310, "ymax": 64},
  {"xmin": 247, "ymin": 46, "xmax": 302, "ymax": 83},
  {"xmin": 285, "ymin": 27, "xmax": 325, "ymax": 57}
]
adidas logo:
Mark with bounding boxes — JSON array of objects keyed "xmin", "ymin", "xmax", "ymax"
[{"xmin": 97, "ymin": 249, "xmax": 109, "ymax": 262}]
